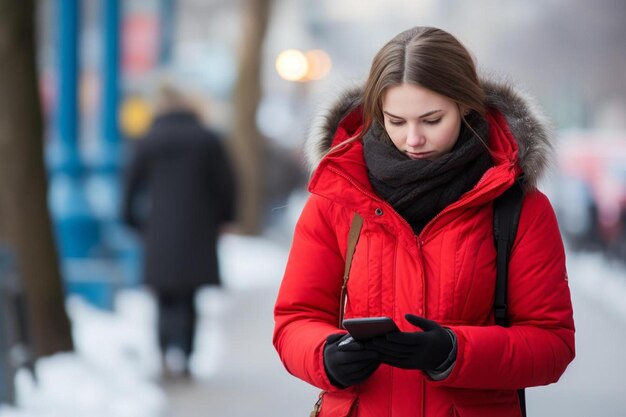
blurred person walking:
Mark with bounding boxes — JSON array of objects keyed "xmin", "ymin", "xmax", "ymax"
[
  {"xmin": 273, "ymin": 27, "xmax": 575, "ymax": 416},
  {"xmin": 122, "ymin": 83, "xmax": 236, "ymax": 379}
]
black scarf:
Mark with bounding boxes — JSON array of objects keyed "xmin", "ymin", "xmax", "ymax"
[{"xmin": 363, "ymin": 113, "xmax": 492, "ymax": 234}]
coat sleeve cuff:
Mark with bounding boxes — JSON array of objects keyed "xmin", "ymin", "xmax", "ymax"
[{"xmin": 426, "ymin": 328, "xmax": 457, "ymax": 381}]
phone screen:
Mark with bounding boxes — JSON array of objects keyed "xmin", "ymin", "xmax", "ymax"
[{"xmin": 342, "ymin": 317, "xmax": 399, "ymax": 342}]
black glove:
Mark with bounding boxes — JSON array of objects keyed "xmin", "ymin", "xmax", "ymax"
[
  {"xmin": 323, "ymin": 333, "xmax": 380, "ymax": 388},
  {"xmin": 365, "ymin": 314, "xmax": 455, "ymax": 371}
]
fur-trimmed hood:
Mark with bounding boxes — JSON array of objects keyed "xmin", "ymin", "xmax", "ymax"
[{"xmin": 305, "ymin": 78, "xmax": 554, "ymax": 189}]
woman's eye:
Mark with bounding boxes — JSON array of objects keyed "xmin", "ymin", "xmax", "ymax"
[
  {"xmin": 424, "ymin": 118, "xmax": 441, "ymax": 125},
  {"xmin": 388, "ymin": 119, "xmax": 404, "ymax": 126}
]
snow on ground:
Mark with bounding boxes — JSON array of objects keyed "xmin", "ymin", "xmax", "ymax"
[
  {"xmin": 0, "ymin": 230, "xmax": 293, "ymax": 417},
  {"xmin": 1, "ymin": 292, "xmax": 167, "ymax": 417},
  {"xmin": 217, "ymin": 233, "xmax": 290, "ymax": 290}
]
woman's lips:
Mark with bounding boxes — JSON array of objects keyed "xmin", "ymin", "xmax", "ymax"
[{"xmin": 406, "ymin": 151, "xmax": 433, "ymax": 160}]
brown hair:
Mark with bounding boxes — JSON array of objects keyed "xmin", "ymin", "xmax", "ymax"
[{"xmin": 331, "ymin": 26, "xmax": 486, "ymax": 153}]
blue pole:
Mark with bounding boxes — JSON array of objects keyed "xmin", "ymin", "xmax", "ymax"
[
  {"xmin": 102, "ymin": 0, "xmax": 120, "ymax": 163},
  {"xmin": 57, "ymin": 0, "xmax": 80, "ymax": 173},
  {"xmin": 88, "ymin": 0, "xmax": 121, "ymax": 223},
  {"xmin": 49, "ymin": 0, "xmax": 101, "ymax": 259},
  {"xmin": 87, "ymin": 0, "xmax": 121, "ymax": 224}
]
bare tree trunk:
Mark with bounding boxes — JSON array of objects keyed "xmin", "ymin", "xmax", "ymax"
[
  {"xmin": 0, "ymin": 0, "xmax": 73, "ymax": 357},
  {"xmin": 231, "ymin": 0, "xmax": 273, "ymax": 235}
]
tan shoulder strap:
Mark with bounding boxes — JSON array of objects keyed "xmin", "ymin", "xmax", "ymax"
[
  {"xmin": 310, "ymin": 213, "xmax": 364, "ymax": 417},
  {"xmin": 339, "ymin": 213, "xmax": 364, "ymax": 327}
]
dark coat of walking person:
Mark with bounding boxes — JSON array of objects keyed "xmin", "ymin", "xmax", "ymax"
[
  {"xmin": 122, "ymin": 84, "xmax": 236, "ymax": 377},
  {"xmin": 273, "ymin": 27, "xmax": 575, "ymax": 417}
]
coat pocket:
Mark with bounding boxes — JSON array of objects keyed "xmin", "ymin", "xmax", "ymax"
[{"xmin": 318, "ymin": 391, "xmax": 359, "ymax": 417}]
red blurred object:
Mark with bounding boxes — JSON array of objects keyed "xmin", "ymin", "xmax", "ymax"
[{"xmin": 122, "ymin": 13, "xmax": 159, "ymax": 76}]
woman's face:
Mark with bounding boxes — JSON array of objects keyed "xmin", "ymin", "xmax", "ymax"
[{"xmin": 381, "ymin": 83, "xmax": 463, "ymax": 160}]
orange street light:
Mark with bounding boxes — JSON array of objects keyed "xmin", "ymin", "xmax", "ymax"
[{"xmin": 304, "ymin": 49, "xmax": 332, "ymax": 81}]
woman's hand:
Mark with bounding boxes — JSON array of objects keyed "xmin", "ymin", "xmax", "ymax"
[
  {"xmin": 366, "ymin": 314, "xmax": 455, "ymax": 371},
  {"xmin": 323, "ymin": 333, "xmax": 381, "ymax": 388}
]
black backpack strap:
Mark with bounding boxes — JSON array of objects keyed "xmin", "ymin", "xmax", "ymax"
[
  {"xmin": 518, "ymin": 389, "xmax": 527, "ymax": 417},
  {"xmin": 492, "ymin": 180, "xmax": 526, "ymax": 417},
  {"xmin": 493, "ymin": 181, "xmax": 524, "ymax": 327}
]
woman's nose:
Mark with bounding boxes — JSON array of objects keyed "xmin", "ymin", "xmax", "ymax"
[{"xmin": 406, "ymin": 125, "xmax": 426, "ymax": 147}]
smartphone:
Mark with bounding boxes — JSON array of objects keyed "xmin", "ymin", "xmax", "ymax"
[{"xmin": 342, "ymin": 317, "xmax": 399, "ymax": 342}]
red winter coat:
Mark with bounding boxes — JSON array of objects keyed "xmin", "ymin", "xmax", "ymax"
[{"xmin": 273, "ymin": 80, "xmax": 575, "ymax": 417}]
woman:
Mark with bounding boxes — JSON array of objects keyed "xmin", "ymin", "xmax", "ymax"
[{"xmin": 273, "ymin": 27, "xmax": 575, "ymax": 416}]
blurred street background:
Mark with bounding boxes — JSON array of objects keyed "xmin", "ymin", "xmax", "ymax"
[{"xmin": 1, "ymin": 0, "xmax": 625, "ymax": 416}]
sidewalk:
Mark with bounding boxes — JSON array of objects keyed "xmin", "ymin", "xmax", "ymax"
[{"xmin": 161, "ymin": 285, "xmax": 318, "ymax": 417}]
